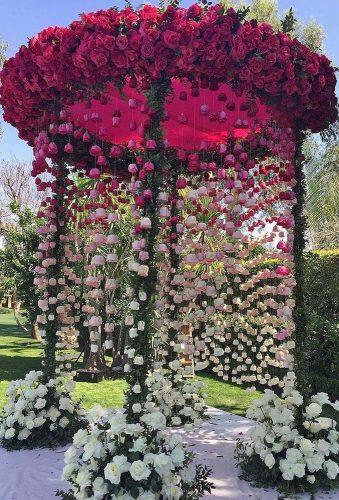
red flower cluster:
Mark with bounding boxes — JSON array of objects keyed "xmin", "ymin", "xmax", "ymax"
[{"xmin": 0, "ymin": 3, "xmax": 337, "ymax": 145}]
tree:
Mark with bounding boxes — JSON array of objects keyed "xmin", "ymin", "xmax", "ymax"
[
  {"xmin": 0, "ymin": 206, "xmax": 41, "ymax": 337},
  {"xmin": 303, "ymin": 125, "xmax": 339, "ymax": 250},
  {"xmin": 0, "ymin": 159, "xmax": 42, "ymax": 337},
  {"xmin": 220, "ymin": 0, "xmax": 325, "ymax": 52},
  {"xmin": 0, "ymin": 36, "xmax": 7, "ymax": 69},
  {"xmin": 0, "ymin": 158, "xmax": 43, "ymax": 222}
]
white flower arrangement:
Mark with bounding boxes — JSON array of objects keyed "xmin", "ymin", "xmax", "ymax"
[
  {"xmin": 0, "ymin": 370, "xmax": 85, "ymax": 449},
  {"xmin": 145, "ymin": 370, "xmax": 206, "ymax": 429},
  {"xmin": 61, "ymin": 405, "xmax": 212, "ymax": 499},
  {"xmin": 236, "ymin": 372, "xmax": 339, "ymax": 493}
]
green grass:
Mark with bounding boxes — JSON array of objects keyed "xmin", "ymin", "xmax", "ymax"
[{"xmin": 0, "ymin": 309, "xmax": 260, "ymax": 415}]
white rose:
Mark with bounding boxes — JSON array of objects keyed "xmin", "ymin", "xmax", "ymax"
[
  {"xmin": 18, "ymin": 429, "xmax": 31, "ymax": 441},
  {"xmin": 62, "ymin": 463, "xmax": 77, "ymax": 480},
  {"xmin": 133, "ymin": 356, "xmax": 144, "ymax": 365},
  {"xmin": 299, "ymin": 439, "xmax": 315, "ymax": 456},
  {"xmin": 26, "ymin": 420, "xmax": 35, "ymax": 430},
  {"xmin": 34, "ymin": 416, "xmax": 46, "ymax": 427},
  {"xmin": 130, "ymin": 437, "xmax": 147, "ymax": 453},
  {"xmin": 4, "ymin": 428, "xmax": 15, "ymax": 439},
  {"xmin": 59, "ymin": 417, "xmax": 69, "ymax": 429},
  {"xmin": 324, "ymin": 459, "xmax": 339, "ymax": 480},
  {"xmin": 76, "ymin": 467, "xmax": 91, "ymax": 488},
  {"xmin": 73, "ymin": 429, "xmax": 89, "ymax": 448},
  {"xmin": 306, "ymin": 453, "xmax": 325, "ymax": 473},
  {"xmin": 311, "ymin": 392, "xmax": 330, "ymax": 406},
  {"xmin": 139, "ymin": 492, "xmax": 156, "ymax": 500},
  {"xmin": 129, "ymin": 460, "xmax": 151, "ymax": 481},
  {"xmin": 132, "ymin": 403, "xmax": 142, "ymax": 414},
  {"xmin": 163, "ymin": 485, "xmax": 182, "ymax": 499},
  {"xmin": 92, "ymin": 476, "xmax": 109, "ymax": 497},
  {"xmin": 171, "ymin": 446, "xmax": 185, "ymax": 466},
  {"xmin": 64, "ymin": 446, "xmax": 77, "ymax": 464},
  {"xmin": 34, "ymin": 398, "xmax": 46, "ymax": 410},
  {"xmin": 104, "ymin": 455, "xmax": 130, "ymax": 484},
  {"xmin": 109, "ymin": 413, "xmax": 126, "ymax": 434},
  {"xmin": 154, "ymin": 453, "xmax": 171, "ymax": 474},
  {"xmin": 264, "ymin": 453, "xmax": 275, "ymax": 469},
  {"xmin": 305, "ymin": 403, "xmax": 322, "ymax": 419}
]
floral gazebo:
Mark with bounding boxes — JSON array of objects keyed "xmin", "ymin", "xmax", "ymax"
[{"xmin": 0, "ymin": 3, "xmax": 338, "ymax": 498}]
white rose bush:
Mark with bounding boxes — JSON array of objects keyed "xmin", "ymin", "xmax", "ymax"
[
  {"xmin": 58, "ymin": 407, "xmax": 212, "ymax": 500},
  {"xmin": 0, "ymin": 370, "xmax": 86, "ymax": 450},
  {"xmin": 145, "ymin": 370, "xmax": 206, "ymax": 429},
  {"xmin": 235, "ymin": 372, "xmax": 339, "ymax": 494}
]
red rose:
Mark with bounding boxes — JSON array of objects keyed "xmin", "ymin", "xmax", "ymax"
[
  {"xmin": 125, "ymin": 49, "xmax": 138, "ymax": 62},
  {"xmin": 90, "ymin": 48, "xmax": 109, "ymax": 67},
  {"xmin": 318, "ymin": 74, "xmax": 326, "ymax": 88},
  {"xmin": 248, "ymin": 57, "xmax": 263, "ymax": 74},
  {"xmin": 299, "ymin": 78, "xmax": 312, "ymax": 96},
  {"xmin": 283, "ymin": 80, "xmax": 297, "ymax": 96},
  {"xmin": 264, "ymin": 81, "xmax": 280, "ymax": 94},
  {"xmin": 154, "ymin": 56, "xmax": 167, "ymax": 71},
  {"xmin": 116, "ymin": 34, "xmax": 128, "ymax": 50},
  {"xmin": 265, "ymin": 52, "xmax": 277, "ymax": 66},
  {"xmin": 239, "ymin": 66, "xmax": 251, "ymax": 81},
  {"xmin": 163, "ymin": 30, "xmax": 180, "ymax": 50},
  {"xmin": 140, "ymin": 40, "xmax": 155, "ymax": 59},
  {"xmin": 187, "ymin": 4, "xmax": 202, "ymax": 18},
  {"xmin": 110, "ymin": 50, "xmax": 129, "ymax": 69},
  {"xmin": 129, "ymin": 31, "xmax": 141, "ymax": 50}
]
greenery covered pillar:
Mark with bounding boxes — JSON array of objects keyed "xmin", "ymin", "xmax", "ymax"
[
  {"xmin": 291, "ymin": 129, "xmax": 311, "ymax": 400},
  {"xmin": 124, "ymin": 80, "xmax": 171, "ymax": 420},
  {"xmin": 42, "ymin": 161, "xmax": 69, "ymax": 382}
]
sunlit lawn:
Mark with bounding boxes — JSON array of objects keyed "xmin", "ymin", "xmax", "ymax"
[{"xmin": 0, "ymin": 309, "xmax": 261, "ymax": 415}]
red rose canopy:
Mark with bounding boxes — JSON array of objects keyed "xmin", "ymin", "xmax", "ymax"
[{"xmin": 0, "ymin": 3, "xmax": 337, "ymax": 163}]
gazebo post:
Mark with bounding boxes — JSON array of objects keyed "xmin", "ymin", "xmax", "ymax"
[
  {"xmin": 42, "ymin": 161, "xmax": 69, "ymax": 382},
  {"xmin": 291, "ymin": 129, "xmax": 311, "ymax": 400},
  {"xmin": 124, "ymin": 81, "xmax": 170, "ymax": 421}
]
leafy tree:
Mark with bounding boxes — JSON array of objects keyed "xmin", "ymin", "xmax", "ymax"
[
  {"xmin": 220, "ymin": 0, "xmax": 325, "ymax": 52},
  {"xmin": 0, "ymin": 205, "xmax": 41, "ymax": 337},
  {"xmin": 0, "ymin": 36, "xmax": 7, "ymax": 69},
  {"xmin": 0, "ymin": 158, "xmax": 43, "ymax": 222},
  {"xmin": 303, "ymin": 126, "xmax": 339, "ymax": 250}
]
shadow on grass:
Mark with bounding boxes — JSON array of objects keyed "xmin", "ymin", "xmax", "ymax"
[
  {"xmin": 0, "ymin": 344, "xmax": 41, "ymax": 351},
  {"xmin": 0, "ymin": 355, "xmax": 41, "ymax": 381}
]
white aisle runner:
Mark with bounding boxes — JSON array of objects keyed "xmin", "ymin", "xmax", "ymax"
[{"xmin": 0, "ymin": 407, "xmax": 338, "ymax": 500}]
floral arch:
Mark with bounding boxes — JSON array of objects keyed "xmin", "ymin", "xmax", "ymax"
[{"xmin": 0, "ymin": 3, "xmax": 338, "ymax": 498}]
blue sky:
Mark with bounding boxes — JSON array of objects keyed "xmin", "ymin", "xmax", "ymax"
[{"xmin": 0, "ymin": 0, "xmax": 338, "ymax": 161}]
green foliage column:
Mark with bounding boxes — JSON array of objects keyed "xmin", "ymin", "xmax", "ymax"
[
  {"xmin": 292, "ymin": 130, "xmax": 311, "ymax": 399},
  {"xmin": 124, "ymin": 80, "xmax": 171, "ymax": 420}
]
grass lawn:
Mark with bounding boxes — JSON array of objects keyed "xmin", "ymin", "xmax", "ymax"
[{"xmin": 0, "ymin": 309, "xmax": 261, "ymax": 415}]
